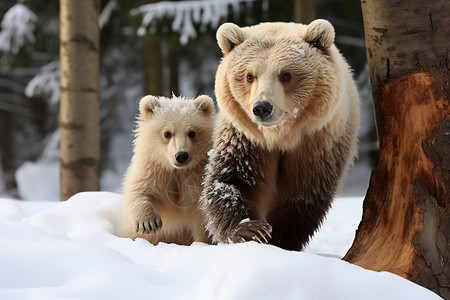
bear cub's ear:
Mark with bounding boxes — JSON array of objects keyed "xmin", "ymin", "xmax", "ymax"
[
  {"xmin": 302, "ymin": 19, "xmax": 335, "ymax": 51},
  {"xmin": 216, "ymin": 23, "xmax": 247, "ymax": 54},
  {"xmin": 139, "ymin": 95, "xmax": 160, "ymax": 120},
  {"xmin": 194, "ymin": 95, "xmax": 215, "ymax": 116}
]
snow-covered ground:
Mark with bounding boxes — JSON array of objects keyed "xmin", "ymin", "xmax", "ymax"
[{"xmin": 0, "ymin": 192, "xmax": 441, "ymax": 299}]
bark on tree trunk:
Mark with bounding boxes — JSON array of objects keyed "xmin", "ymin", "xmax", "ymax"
[
  {"xmin": 168, "ymin": 43, "xmax": 179, "ymax": 96},
  {"xmin": 59, "ymin": 0, "xmax": 100, "ymax": 201},
  {"xmin": 144, "ymin": 36, "xmax": 163, "ymax": 95},
  {"xmin": 0, "ymin": 112, "xmax": 14, "ymax": 191},
  {"xmin": 343, "ymin": 0, "xmax": 449, "ymax": 297},
  {"xmin": 294, "ymin": 0, "xmax": 316, "ymax": 24},
  {"xmin": 142, "ymin": 0, "xmax": 163, "ymax": 96}
]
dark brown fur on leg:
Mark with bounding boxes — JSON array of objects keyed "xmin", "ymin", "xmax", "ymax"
[
  {"xmin": 201, "ymin": 122, "xmax": 273, "ymax": 244},
  {"xmin": 269, "ymin": 200, "xmax": 331, "ymax": 251}
]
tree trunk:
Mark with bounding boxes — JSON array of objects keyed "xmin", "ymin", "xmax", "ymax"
[
  {"xmin": 0, "ymin": 112, "xmax": 14, "ymax": 191},
  {"xmin": 343, "ymin": 0, "xmax": 449, "ymax": 297},
  {"xmin": 144, "ymin": 36, "xmax": 163, "ymax": 96},
  {"xmin": 168, "ymin": 43, "xmax": 179, "ymax": 96},
  {"xmin": 294, "ymin": 0, "xmax": 316, "ymax": 24},
  {"xmin": 59, "ymin": 0, "xmax": 100, "ymax": 201}
]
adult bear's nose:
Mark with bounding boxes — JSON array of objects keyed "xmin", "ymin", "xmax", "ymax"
[
  {"xmin": 253, "ymin": 101, "xmax": 273, "ymax": 119},
  {"xmin": 175, "ymin": 151, "xmax": 189, "ymax": 164}
]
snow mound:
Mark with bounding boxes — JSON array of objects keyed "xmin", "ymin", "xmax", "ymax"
[{"xmin": 0, "ymin": 192, "xmax": 441, "ymax": 300}]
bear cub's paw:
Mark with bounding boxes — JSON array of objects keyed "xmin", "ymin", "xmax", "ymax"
[
  {"xmin": 134, "ymin": 211, "xmax": 163, "ymax": 234},
  {"xmin": 228, "ymin": 220, "xmax": 272, "ymax": 244}
]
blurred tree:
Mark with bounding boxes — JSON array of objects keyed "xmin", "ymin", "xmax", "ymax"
[
  {"xmin": 142, "ymin": 0, "xmax": 163, "ymax": 96},
  {"xmin": 0, "ymin": 0, "xmax": 59, "ymax": 196},
  {"xmin": 59, "ymin": 0, "xmax": 100, "ymax": 200},
  {"xmin": 294, "ymin": 0, "xmax": 315, "ymax": 23},
  {"xmin": 343, "ymin": 0, "xmax": 449, "ymax": 297},
  {"xmin": 168, "ymin": 41, "xmax": 180, "ymax": 96},
  {"xmin": 143, "ymin": 36, "xmax": 163, "ymax": 95},
  {"xmin": 0, "ymin": 0, "xmax": 374, "ymax": 199}
]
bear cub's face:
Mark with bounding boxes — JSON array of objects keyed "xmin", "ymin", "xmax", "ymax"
[{"xmin": 136, "ymin": 95, "xmax": 214, "ymax": 170}]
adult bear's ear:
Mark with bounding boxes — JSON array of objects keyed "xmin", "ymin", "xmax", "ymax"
[
  {"xmin": 302, "ymin": 19, "xmax": 335, "ymax": 50},
  {"xmin": 139, "ymin": 95, "xmax": 160, "ymax": 120},
  {"xmin": 216, "ymin": 23, "xmax": 247, "ymax": 54},
  {"xmin": 194, "ymin": 95, "xmax": 215, "ymax": 116}
]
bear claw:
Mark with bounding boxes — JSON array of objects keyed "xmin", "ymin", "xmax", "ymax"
[
  {"xmin": 261, "ymin": 226, "xmax": 272, "ymax": 239},
  {"xmin": 257, "ymin": 230, "xmax": 268, "ymax": 243},
  {"xmin": 253, "ymin": 235, "xmax": 263, "ymax": 243},
  {"xmin": 227, "ymin": 220, "xmax": 272, "ymax": 244},
  {"xmin": 135, "ymin": 214, "xmax": 162, "ymax": 234}
]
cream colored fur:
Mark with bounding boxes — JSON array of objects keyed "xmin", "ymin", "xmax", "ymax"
[
  {"xmin": 215, "ymin": 20, "xmax": 359, "ymax": 152},
  {"xmin": 121, "ymin": 95, "xmax": 214, "ymax": 245}
]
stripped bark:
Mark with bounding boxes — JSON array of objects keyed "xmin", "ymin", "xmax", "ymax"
[{"xmin": 343, "ymin": 0, "xmax": 449, "ymax": 297}]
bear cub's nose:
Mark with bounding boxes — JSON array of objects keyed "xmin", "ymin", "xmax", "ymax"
[
  {"xmin": 253, "ymin": 101, "xmax": 273, "ymax": 119},
  {"xmin": 175, "ymin": 151, "xmax": 189, "ymax": 164}
]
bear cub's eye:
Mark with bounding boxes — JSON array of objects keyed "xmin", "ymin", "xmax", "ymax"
[
  {"xmin": 164, "ymin": 131, "xmax": 172, "ymax": 139},
  {"xmin": 188, "ymin": 131, "xmax": 196, "ymax": 138},
  {"xmin": 246, "ymin": 74, "xmax": 254, "ymax": 83},
  {"xmin": 280, "ymin": 72, "xmax": 292, "ymax": 83}
]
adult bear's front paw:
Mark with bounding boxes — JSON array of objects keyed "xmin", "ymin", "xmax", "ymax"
[{"xmin": 228, "ymin": 220, "xmax": 272, "ymax": 244}]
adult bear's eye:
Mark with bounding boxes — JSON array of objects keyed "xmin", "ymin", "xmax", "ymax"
[
  {"xmin": 246, "ymin": 74, "xmax": 254, "ymax": 83},
  {"xmin": 188, "ymin": 131, "xmax": 196, "ymax": 138},
  {"xmin": 280, "ymin": 72, "xmax": 292, "ymax": 83},
  {"xmin": 164, "ymin": 131, "xmax": 172, "ymax": 139}
]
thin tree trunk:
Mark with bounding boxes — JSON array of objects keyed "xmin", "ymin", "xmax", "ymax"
[
  {"xmin": 59, "ymin": 0, "xmax": 100, "ymax": 201},
  {"xmin": 168, "ymin": 43, "xmax": 179, "ymax": 96},
  {"xmin": 144, "ymin": 37, "xmax": 163, "ymax": 96},
  {"xmin": 343, "ymin": 0, "xmax": 449, "ymax": 297},
  {"xmin": 0, "ymin": 112, "xmax": 14, "ymax": 191},
  {"xmin": 294, "ymin": 0, "xmax": 316, "ymax": 24},
  {"xmin": 141, "ymin": 0, "xmax": 163, "ymax": 96}
]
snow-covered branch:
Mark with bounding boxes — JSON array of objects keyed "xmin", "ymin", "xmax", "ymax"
[
  {"xmin": 131, "ymin": 0, "xmax": 254, "ymax": 45},
  {"xmin": 25, "ymin": 60, "xmax": 60, "ymax": 104},
  {"xmin": 99, "ymin": 0, "xmax": 119, "ymax": 29},
  {"xmin": 0, "ymin": 3, "xmax": 38, "ymax": 54}
]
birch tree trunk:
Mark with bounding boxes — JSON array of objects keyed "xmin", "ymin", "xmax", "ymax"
[
  {"xmin": 343, "ymin": 0, "xmax": 449, "ymax": 297},
  {"xmin": 59, "ymin": 0, "xmax": 100, "ymax": 201}
]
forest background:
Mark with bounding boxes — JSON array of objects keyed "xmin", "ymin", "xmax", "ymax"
[{"xmin": 0, "ymin": 0, "xmax": 377, "ymax": 200}]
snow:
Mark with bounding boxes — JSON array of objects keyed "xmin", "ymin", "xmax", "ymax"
[
  {"xmin": 0, "ymin": 3, "xmax": 37, "ymax": 54},
  {"xmin": 239, "ymin": 217, "xmax": 250, "ymax": 224},
  {"xmin": 99, "ymin": 0, "xmax": 118, "ymax": 29},
  {"xmin": 152, "ymin": 95, "xmax": 203, "ymax": 116},
  {"xmin": 0, "ymin": 192, "xmax": 441, "ymax": 300},
  {"xmin": 132, "ymin": 0, "xmax": 254, "ymax": 45},
  {"xmin": 15, "ymin": 161, "xmax": 59, "ymax": 202},
  {"xmin": 15, "ymin": 130, "xmax": 61, "ymax": 202},
  {"xmin": 24, "ymin": 60, "xmax": 60, "ymax": 104},
  {"xmin": 289, "ymin": 45, "xmax": 305, "ymax": 58}
]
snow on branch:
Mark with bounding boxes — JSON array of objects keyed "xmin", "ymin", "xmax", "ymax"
[
  {"xmin": 25, "ymin": 60, "xmax": 60, "ymax": 105},
  {"xmin": 99, "ymin": 0, "xmax": 119, "ymax": 29},
  {"xmin": 0, "ymin": 3, "xmax": 37, "ymax": 54},
  {"xmin": 131, "ymin": 0, "xmax": 254, "ymax": 45}
]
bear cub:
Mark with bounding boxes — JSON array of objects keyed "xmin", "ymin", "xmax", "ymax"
[{"xmin": 121, "ymin": 95, "xmax": 215, "ymax": 245}]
